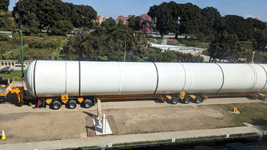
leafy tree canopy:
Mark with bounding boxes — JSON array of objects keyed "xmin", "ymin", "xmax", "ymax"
[
  {"xmin": 0, "ymin": 0, "xmax": 9, "ymax": 12},
  {"xmin": 101, "ymin": 17, "xmax": 116, "ymax": 28},
  {"xmin": 62, "ymin": 24, "xmax": 149, "ymax": 61},
  {"xmin": 128, "ymin": 15, "xmax": 139, "ymax": 31},
  {"xmin": 15, "ymin": 0, "xmax": 97, "ymax": 33}
]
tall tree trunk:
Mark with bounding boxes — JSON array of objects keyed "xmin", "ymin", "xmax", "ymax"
[{"xmin": 175, "ymin": 33, "xmax": 178, "ymax": 39}]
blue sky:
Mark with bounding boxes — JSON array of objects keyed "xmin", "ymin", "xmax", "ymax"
[{"xmin": 9, "ymin": 0, "xmax": 267, "ymax": 22}]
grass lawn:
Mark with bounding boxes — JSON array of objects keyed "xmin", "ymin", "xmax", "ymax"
[
  {"xmin": 0, "ymin": 70, "xmax": 25, "ymax": 80},
  {"xmin": 212, "ymin": 102, "xmax": 267, "ymax": 126}
]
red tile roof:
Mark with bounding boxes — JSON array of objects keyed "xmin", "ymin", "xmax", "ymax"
[{"xmin": 117, "ymin": 15, "xmax": 129, "ymax": 21}]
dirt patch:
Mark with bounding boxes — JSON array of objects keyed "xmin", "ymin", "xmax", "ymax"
[
  {"xmin": 0, "ymin": 105, "xmax": 244, "ymax": 144},
  {"xmin": 103, "ymin": 105, "xmax": 234, "ymax": 134},
  {"xmin": 0, "ymin": 111, "xmax": 89, "ymax": 144}
]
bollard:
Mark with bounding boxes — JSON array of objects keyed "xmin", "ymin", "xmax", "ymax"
[{"xmin": 102, "ymin": 114, "xmax": 106, "ymax": 134}]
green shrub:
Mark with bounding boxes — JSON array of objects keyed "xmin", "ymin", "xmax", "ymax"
[
  {"xmin": 0, "ymin": 34, "xmax": 9, "ymax": 41},
  {"xmin": 167, "ymin": 39, "xmax": 178, "ymax": 45},
  {"xmin": 28, "ymin": 37, "xmax": 62, "ymax": 49}
]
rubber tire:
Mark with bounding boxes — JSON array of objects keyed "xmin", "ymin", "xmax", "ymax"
[
  {"xmin": 83, "ymin": 99, "xmax": 93, "ymax": 108},
  {"xmin": 171, "ymin": 97, "xmax": 179, "ymax": 104},
  {"xmin": 19, "ymin": 100, "xmax": 24, "ymax": 107},
  {"xmin": 184, "ymin": 96, "xmax": 190, "ymax": 104},
  {"xmin": 68, "ymin": 100, "xmax": 77, "ymax": 109},
  {"xmin": 195, "ymin": 95, "xmax": 203, "ymax": 104},
  {"xmin": 51, "ymin": 100, "xmax": 61, "ymax": 110}
]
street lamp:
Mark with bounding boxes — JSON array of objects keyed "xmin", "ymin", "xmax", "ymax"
[{"xmin": 13, "ymin": 1, "xmax": 25, "ymax": 78}]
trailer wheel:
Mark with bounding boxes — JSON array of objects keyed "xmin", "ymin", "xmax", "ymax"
[
  {"xmin": 195, "ymin": 95, "xmax": 203, "ymax": 104},
  {"xmin": 68, "ymin": 100, "xmax": 77, "ymax": 109},
  {"xmin": 51, "ymin": 100, "xmax": 61, "ymax": 110},
  {"xmin": 184, "ymin": 96, "xmax": 190, "ymax": 104},
  {"xmin": 171, "ymin": 96, "xmax": 179, "ymax": 104},
  {"xmin": 83, "ymin": 99, "xmax": 93, "ymax": 108}
]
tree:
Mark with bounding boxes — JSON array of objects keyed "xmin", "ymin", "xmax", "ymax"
[
  {"xmin": 0, "ymin": 0, "xmax": 9, "ymax": 12},
  {"xmin": 179, "ymin": 3, "xmax": 203, "ymax": 38},
  {"xmin": 208, "ymin": 30, "xmax": 240, "ymax": 62},
  {"xmin": 62, "ymin": 24, "xmax": 150, "ymax": 61},
  {"xmin": 168, "ymin": 1, "xmax": 182, "ymax": 39},
  {"xmin": 139, "ymin": 14, "xmax": 154, "ymax": 37},
  {"xmin": 148, "ymin": 3, "xmax": 173, "ymax": 37},
  {"xmin": 224, "ymin": 15, "xmax": 248, "ymax": 41},
  {"xmin": 0, "ymin": 16, "xmax": 17, "ymax": 32},
  {"xmin": 252, "ymin": 29, "xmax": 267, "ymax": 52},
  {"xmin": 22, "ymin": 12, "xmax": 39, "ymax": 34},
  {"xmin": 101, "ymin": 17, "xmax": 116, "ymax": 28},
  {"xmin": 15, "ymin": 0, "xmax": 97, "ymax": 34},
  {"xmin": 51, "ymin": 20, "xmax": 73, "ymax": 35},
  {"xmin": 201, "ymin": 7, "xmax": 222, "ymax": 41},
  {"xmin": 148, "ymin": 2, "xmax": 204, "ymax": 39},
  {"xmin": 128, "ymin": 15, "xmax": 139, "ymax": 31}
]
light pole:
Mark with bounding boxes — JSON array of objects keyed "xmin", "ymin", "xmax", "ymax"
[
  {"xmin": 13, "ymin": 1, "xmax": 25, "ymax": 78},
  {"xmin": 19, "ymin": 21, "xmax": 24, "ymax": 77}
]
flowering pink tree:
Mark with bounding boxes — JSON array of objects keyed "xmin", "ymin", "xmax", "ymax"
[{"xmin": 139, "ymin": 14, "xmax": 154, "ymax": 37}]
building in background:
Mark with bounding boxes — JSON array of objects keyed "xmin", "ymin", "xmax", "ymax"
[
  {"xmin": 92, "ymin": 16, "xmax": 104, "ymax": 25},
  {"xmin": 116, "ymin": 15, "xmax": 130, "ymax": 24}
]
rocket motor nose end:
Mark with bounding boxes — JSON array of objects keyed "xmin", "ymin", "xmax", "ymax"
[{"xmin": 25, "ymin": 60, "xmax": 37, "ymax": 97}]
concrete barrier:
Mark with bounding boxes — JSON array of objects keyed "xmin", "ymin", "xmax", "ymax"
[{"xmin": 0, "ymin": 60, "xmax": 33, "ymax": 70}]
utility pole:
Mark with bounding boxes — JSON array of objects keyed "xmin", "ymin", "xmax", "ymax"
[{"xmin": 13, "ymin": 1, "xmax": 25, "ymax": 78}]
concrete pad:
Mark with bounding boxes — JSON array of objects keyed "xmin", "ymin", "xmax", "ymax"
[
  {"xmin": 60, "ymin": 139, "xmax": 85, "ymax": 148},
  {"xmin": 20, "ymin": 142, "xmax": 44, "ymax": 150},
  {"xmin": 185, "ymin": 130, "xmax": 206, "ymax": 138},
  {"xmin": 209, "ymin": 128, "xmax": 230, "ymax": 135},
  {"xmin": 144, "ymin": 133, "xmax": 163, "ymax": 140},
  {"xmin": 92, "ymin": 115, "xmax": 112, "ymax": 135},
  {"xmin": 223, "ymin": 127, "xmax": 251, "ymax": 134},
  {"xmin": 0, "ymin": 144, "xmax": 16, "ymax": 150},
  {"xmin": 158, "ymin": 132, "xmax": 176, "ymax": 139},
  {"xmin": 199, "ymin": 129, "xmax": 223, "ymax": 136},
  {"xmin": 42, "ymin": 140, "xmax": 65, "ymax": 149},
  {"xmin": 110, "ymin": 134, "xmax": 148, "ymax": 143},
  {"xmin": 2, "ymin": 143, "xmax": 26, "ymax": 150},
  {"xmin": 172, "ymin": 131, "xmax": 191, "ymax": 139},
  {"xmin": 243, "ymin": 122, "xmax": 254, "ymax": 127}
]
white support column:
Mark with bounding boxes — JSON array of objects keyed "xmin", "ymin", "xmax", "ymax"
[
  {"xmin": 102, "ymin": 114, "xmax": 106, "ymax": 134},
  {"xmin": 97, "ymin": 99, "xmax": 102, "ymax": 121}
]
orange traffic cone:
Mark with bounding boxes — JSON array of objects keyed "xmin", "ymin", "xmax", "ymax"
[
  {"xmin": 7, "ymin": 78, "xmax": 10, "ymax": 86},
  {"xmin": 2, "ymin": 130, "xmax": 6, "ymax": 140}
]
